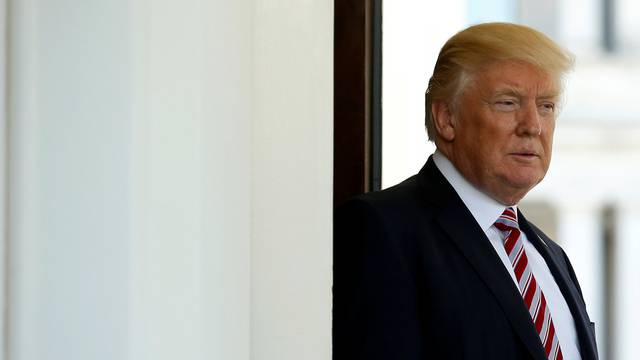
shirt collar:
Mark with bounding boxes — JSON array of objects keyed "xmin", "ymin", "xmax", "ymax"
[{"xmin": 432, "ymin": 150, "xmax": 517, "ymax": 232}]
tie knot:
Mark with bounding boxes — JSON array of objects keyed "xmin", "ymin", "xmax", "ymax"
[{"xmin": 494, "ymin": 207, "xmax": 519, "ymax": 232}]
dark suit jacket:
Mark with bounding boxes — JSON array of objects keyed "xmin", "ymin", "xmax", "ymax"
[{"xmin": 333, "ymin": 157, "xmax": 598, "ymax": 360}]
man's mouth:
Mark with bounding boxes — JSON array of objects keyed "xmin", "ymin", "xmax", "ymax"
[{"xmin": 510, "ymin": 151, "xmax": 540, "ymax": 160}]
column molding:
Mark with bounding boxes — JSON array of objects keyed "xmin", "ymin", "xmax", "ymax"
[
  {"xmin": 612, "ymin": 202, "xmax": 640, "ymax": 360},
  {"xmin": 0, "ymin": 0, "xmax": 7, "ymax": 358}
]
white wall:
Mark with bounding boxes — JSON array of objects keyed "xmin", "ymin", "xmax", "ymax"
[{"xmin": 6, "ymin": 0, "xmax": 333, "ymax": 359}]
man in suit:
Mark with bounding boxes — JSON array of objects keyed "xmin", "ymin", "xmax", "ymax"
[{"xmin": 333, "ymin": 23, "xmax": 599, "ymax": 360}]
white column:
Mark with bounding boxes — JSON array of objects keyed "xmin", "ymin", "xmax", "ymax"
[
  {"xmin": 613, "ymin": 203, "xmax": 640, "ymax": 360},
  {"xmin": 7, "ymin": 1, "xmax": 333, "ymax": 359},
  {"xmin": 251, "ymin": 0, "xmax": 333, "ymax": 359},
  {"xmin": 555, "ymin": 202, "xmax": 605, "ymax": 359},
  {"xmin": 130, "ymin": 0, "xmax": 258, "ymax": 359},
  {"xmin": 8, "ymin": 0, "xmax": 256, "ymax": 359},
  {"xmin": 8, "ymin": 1, "xmax": 133, "ymax": 359}
]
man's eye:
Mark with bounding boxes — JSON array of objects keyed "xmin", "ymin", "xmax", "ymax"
[
  {"xmin": 494, "ymin": 100, "xmax": 518, "ymax": 111},
  {"xmin": 538, "ymin": 103, "xmax": 555, "ymax": 115}
]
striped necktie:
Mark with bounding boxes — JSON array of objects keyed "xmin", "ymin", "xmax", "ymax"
[{"xmin": 495, "ymin": 208, "xmax": 563, "ymax": 360}]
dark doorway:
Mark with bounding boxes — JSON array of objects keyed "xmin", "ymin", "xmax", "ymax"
[{"xmin": 333, "ymin": 0, "xmax": 382, "ymax": 207}]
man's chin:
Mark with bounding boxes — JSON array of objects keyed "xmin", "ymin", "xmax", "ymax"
[
  {"xmin": 505, "ymin": 166, "xmax": 546, "ymax": 184},
  {"xmin": 505, "ymin": 178, "xmax": 541, "ymax": 196}
]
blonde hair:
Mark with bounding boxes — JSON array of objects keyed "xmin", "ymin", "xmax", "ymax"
[{"xmin": 425, "ymin": 22, "xmax": 575, "ymax": 140}]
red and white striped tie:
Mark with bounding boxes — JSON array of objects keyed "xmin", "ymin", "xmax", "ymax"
[{"xmin": 495, "ymin": 208, "xmax": 563, "ymax": 360}]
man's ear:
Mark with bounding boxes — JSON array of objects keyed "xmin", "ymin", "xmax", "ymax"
[{"xmin": 432, "ymin": 100, "xmax": 456, "ymax": 142}]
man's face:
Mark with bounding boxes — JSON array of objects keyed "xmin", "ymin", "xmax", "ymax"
[{"xmin": 445, "ymin": 60, "xmax": 559, "ymax": 205}]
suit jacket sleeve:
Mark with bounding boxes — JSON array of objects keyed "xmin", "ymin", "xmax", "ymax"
[{"xmin": 333, "ymin": 198, "xmax": 423, "ymax": 360}]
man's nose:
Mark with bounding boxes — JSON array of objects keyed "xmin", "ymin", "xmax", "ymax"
[{"xmin": 516, "ymin": 103, "xmax": 542, "ymax": 136}]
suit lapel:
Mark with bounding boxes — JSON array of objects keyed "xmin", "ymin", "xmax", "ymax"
[
  {"xmin": 436, "ymin": 201, "xmax": 549, "ymax": 360},
  {"xmin": 418, "ymin": 159, "xmax": 548, "ymax": 360},
  {"xmin": 519, "ymin": 213, "xmax": 599, "ymax": 360}
]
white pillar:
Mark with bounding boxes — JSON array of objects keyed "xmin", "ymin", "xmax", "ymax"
[
  {"xmin": 130, "ymin": 0, "xmax": 254, "ymax": 359},
  {"xmin": 251, "ymin": 0, "xmax": 333, "ymax": 359},
  {"xmin": 8, "ymin": 0, "xmax": 133, "ymax": 359},
  {"xmin": 613, "ymin": 203, "xmax": 640, "ymax": 360},
  {"xmin": 7, "ymin": 1, "xmax": 332, "ymax": 360},
  {"xmin": 555, "ymin": 202, "xmax": 605, "ymax": 359}
]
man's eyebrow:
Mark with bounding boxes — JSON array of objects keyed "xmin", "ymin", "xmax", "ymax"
[
  {"xmin": 493, "ymin": 88, "xmax": 521, "ymax": 97},
  {"xmin": 537, "ymin": 92, "xmax": 560, "ymax": 99},
  {"xmin": 492, "ymin": 87, "xmax": 560, "ymax": 99}
]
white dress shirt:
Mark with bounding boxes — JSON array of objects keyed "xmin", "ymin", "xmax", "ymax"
[{"xmin": 433, "ymin": 151, "xmax": 582, "ymax": 360}]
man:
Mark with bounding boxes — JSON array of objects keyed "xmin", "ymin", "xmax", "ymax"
[{"xmin": 333, "ymin": 23, "xmax": 599, "ymax": 360}]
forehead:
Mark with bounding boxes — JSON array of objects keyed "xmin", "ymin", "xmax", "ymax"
[{"xmin": 471, "ymin": 60, "xmax": 559, "ymax": 97}]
